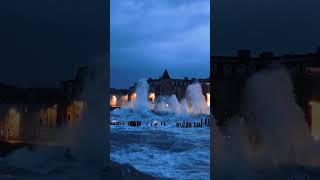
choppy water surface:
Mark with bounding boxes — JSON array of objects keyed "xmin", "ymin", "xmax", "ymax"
[{"xmin": 110, "ymin": 108, "xmax": 210, "ymax": 180}]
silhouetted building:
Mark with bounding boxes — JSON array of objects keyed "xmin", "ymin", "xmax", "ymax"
[{"xmin": 211, "ymin": 49, "xmax": 320, "ymax": 130}]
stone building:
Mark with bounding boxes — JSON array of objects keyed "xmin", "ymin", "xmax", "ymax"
[
  {"xmin": 145, "ymin": 70, "xmax": 210, "ymax": 102},
  {"xmin": 0, "ymin": 67, "xmax": 87, "ymax": 142},
  {"xmin": 211, "ymin": 49, "xmax": 320, "ymax": 130},
  {"xmin": 110, "ymin": 70, "xmax": 210, "ymax": 108}
]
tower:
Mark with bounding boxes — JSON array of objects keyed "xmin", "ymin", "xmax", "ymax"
[{"xmin": 159, "ymin": 69, "xmax": 173, "ymax": 96}]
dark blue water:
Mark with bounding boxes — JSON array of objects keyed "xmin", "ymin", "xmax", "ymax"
[{"xmin": 110, "ymin": 109, "xmax": 210, "ymax": 180}]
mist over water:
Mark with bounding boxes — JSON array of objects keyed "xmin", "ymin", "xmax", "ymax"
[{"xmin": 215, "ymin": 68, "xmax": 320, "ymax": 180}]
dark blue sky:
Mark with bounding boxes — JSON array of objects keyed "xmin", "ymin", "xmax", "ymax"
[
  {"xmin": 1, "ymin": 0, "xmax": 319, "ymax": 87},
  {"xmin": 212, "ymin": 0, "xmax": 320, "ymax": 56},
  {"xmin": 110, "ymin": 0, "xmax": 210, "ymax": 88},
  {"xmin": 0, "ymin": 0, "xmax": 107, "ymax": 87}
]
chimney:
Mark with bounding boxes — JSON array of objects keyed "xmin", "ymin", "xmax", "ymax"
[{"xmin": 237, "ymin": 49, "xmax": 251, "ymax": 58}]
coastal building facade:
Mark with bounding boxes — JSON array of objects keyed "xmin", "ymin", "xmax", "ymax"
[
  {"xmin": 0, "ymin": 67, "xmax": 87, "ymax": 142},
  {"xmin": 110, "ymin": 70, "xmax": 210, "ymax": 108}
]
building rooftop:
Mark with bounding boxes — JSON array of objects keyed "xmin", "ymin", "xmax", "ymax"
[
  {"xmin": 211, "ymin": 49, "xmax": 320, "ymax": 63},
  {"xmin": 162, "ymin": 69, "xmax": 171, "ymax": 79}
]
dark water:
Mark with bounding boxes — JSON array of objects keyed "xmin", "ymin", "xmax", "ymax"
[
  {"xmin": 110, "ymin": 109, "xmax": 210, "ymax": 180},
  {"xmin": 0, "ymin": 145, "xmax": 158, "ymax": 180}
]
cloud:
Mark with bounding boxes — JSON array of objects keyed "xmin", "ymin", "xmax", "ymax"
[{"xmin": 111, "ymin": 0, "xmax": 210, "ymax": 88}]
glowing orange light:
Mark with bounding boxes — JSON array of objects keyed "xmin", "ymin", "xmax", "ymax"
[
  {"xmin": 5, "ymin": 108, "xmax": 20, "ymax": 138},
  {"xmin": 206, "ymin": 93, "xmax": 210, "ymax": 107},
  {"xmin": 149, "ymin": 93, "xmax": 155, "ymax": 103},
  {"xmin": 74, "ymin": 101, "xmax": 84, "ymax": 121},
  {"xmin": 9, "ymin": 108, "xmax": 17, "ymax": 114},
  {"xmin": 311, "ymin": 101, "xmax": 320, "ymax": 141},
  {"xmin": 122, "ymin": 95, "xmax": 128, "ymax": 103},
  {"xmin": 111, "ymin": 95, "xmax": 117, "ymax": 107},
  {"xmin": 131, "ymin": 93, "xmax": 137, "ymax": 101}
]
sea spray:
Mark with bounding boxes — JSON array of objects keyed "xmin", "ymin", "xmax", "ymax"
[
  {"xmin": 132, "ymin": 79, "xmax": 150, "ymax": 112},
  {"xmin": 179, "ymin": 98, "xmax": 191, "ymax": 117},
  {"xmin": 215, "ymin": 67, "xmax": 320, "ymax": 179},
  {"xmin": 68, "ymin": 58, "xmax": 108, "ymax": 167},
  {"xmin": 186, "ymin": 82, "xmax": 209, "ymax": 115},
  {"xmin": 214, "ymin": 116, "xmax": 256, "ymax": 180},
  {"xmin": 242, "ymin": 68, "xmax": 313, "ymax": 167},
  {"xmin": 151, "ymin": 82, "xmax": 209, "ymax": 116}
]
